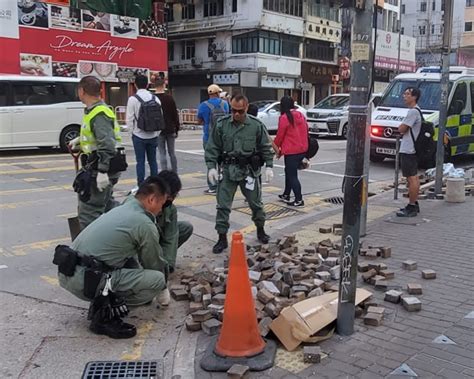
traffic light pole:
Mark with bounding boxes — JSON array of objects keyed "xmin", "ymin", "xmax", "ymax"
[
  {"xmin": 337, "ymin": 1, "xmax": 373, "ymax": 336},
  {"xmin": 435, "ymin": 0, "xmax": 454, "ymax": 195}
]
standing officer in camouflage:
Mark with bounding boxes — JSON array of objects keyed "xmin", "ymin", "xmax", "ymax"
[
  {"xmin": 205, "ymin": 94, "xmax": 274, "ymax": 254},
  {"xmin": 68, "ymin": 76, "xmax": 123, "ymax": 230}
]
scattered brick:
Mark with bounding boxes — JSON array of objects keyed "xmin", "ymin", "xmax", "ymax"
[
  {"xmin": 227, "ymin": 364, "xmax": 249, "ymax": 378},
  {"xmin": 384, "ymin": 290, "xmax": 402, "ymax": 303},
  {"xmin": 358, "ymin": 262, "xmax": 370, "ymax": 272},
  {"xmin": 319, "ymin": 238, "xmax": 333, "ymax": 247},
  {"xmin": 380, "ymin": 247, "xmax": 392, "ymax": 258},
  {"xmin": 402, "ymin": 260, "xmax": 418, "ymax": 271},
  {"xmin": 202, "ymin": 293, "xmax": 212, "ymax": 307},
  {"xmin": 185, "ymin": 315, "xmax": 201, "ymax": 332},
  {"xmin": 202, "ymin": 318, "xmax": 222, "ymax": 335},
  {"xmin": 303, "ymin": 346, "xmax": 322, "ymax": 363},
  {"xmin": 291, "ymin": 291, "xmax": 306, "ymax": 302},
  {"xmin": 407, "ymin": 283, "xmax": 422, "ymax": 295},
  {"xmin": 258, "ymin": 317, "xmax": 273, "ymax": 337},
  {"xmin": 208, "ymin": 304, "xmax": 224, "ymax": 317},
  {"xmin": 313, "ymin": 278, "xmax": 325, "ymax": 288},
  {"xmin": 380, "ymin": 270, "xmax": 395, "ymax": 280},
  {"xmin": 316, "ymin": 271, "xmax": 331, "ymax": 282},
  {"xmin": 361, "ymin": 269, "xmax": 377, "ymax": 283},
  {"xmin": 302, "ymin": 256, "xmax": 319, "ymax": 264},
  {"xmin": 308, "ymin": 287, "xmax": 324, "ymax": 297},
  {"xmin": 367, "ymin": 306, "xmax": 385, "ymax": 315},
  {"xmin": 317, "ymin": 246, "xmax": 329, "ymax": 258},
  {"xmin": 264, "ymin": 302, "xmax": 281, "ymax": 318},
  {"xmin": 191, "ymin": 309, "xmax": 212, "ymax": 322},
  {"xmin": 325, "ymin": 257, "xmax": 339, "ymax": 267},
  {"xmin": 421, "ymin": 269, "xmax": 436, "ymax": 279},
  {"xmin": 355, "ymin": 306, "xmax": 364, "ymax": 318},
  {"xmin": 283, "ymin": 270, "xmax": 295, "ymax": 286},
  {"xmin": 170, "ymin": 289, "xmax": 188, "ymax": 301},
  {"xmin": 325, "ymin": 283, "xmax": 339, "ymax": 292},
  {"xmin": 188, "ymin": 301, "xmax": 203, "ymax": 314},
  {"xmin": 212, "ymin": 293, "xmax": 226, "ymax": 305},
  {"xmin": 304, "ymin": 246, "xmax": 317, "ymax": 254},
  {"xmin": 375, "ymin": 279, "xmax": 388, "ymax": 291},
  {"xmin": 370, "ymin": 274, "xmax": 385, "ymax": 286},
  {"xmin": 365, "ymin": 250, "xmax": 378, "ymax": 260},
  {"xmin": 319, "ymin": 227, "xmax": 332, "ymax": 234},
  {"xmin": 402, "ymin": 296, "xmax": 422, "ymax": 312},
  {"xmin": 248, "ymin": 270, "xmax": 261, "ymax": 281},
  {"xmin": 330, "ymin": 265, "xmax": 340, "ymax": 280},
  {"xmin": 364, "ymin": 312, "xmax": 383, "ymax": 326},
  {"xmin": 257, "ymin": 288, "xmax": 275, "ymax": 304},
  {"xmin": 258, "ymin": 280, "xmax": 280, "ymax": 295},
  {"xmin": 328, "ymin": 250, "xmax": 340, "ymax": 258}
]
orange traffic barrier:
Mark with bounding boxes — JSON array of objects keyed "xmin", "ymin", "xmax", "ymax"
[{"xmin": 215, "ymin": 232, "xmax": 266, "ymax": 357}]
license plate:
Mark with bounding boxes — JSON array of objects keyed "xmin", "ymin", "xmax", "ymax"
[
  {"xmin": 310, "ymin": 123, "xmax": 325, "ymax": 132},
  {"xmin": 376, "ymin": 147, "xmax": 396, "ymax": 155}
]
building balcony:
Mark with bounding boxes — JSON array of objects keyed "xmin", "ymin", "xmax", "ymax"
[{"xmin": 168, "ymin": 16, "xmax": 236, "ymax": 38}]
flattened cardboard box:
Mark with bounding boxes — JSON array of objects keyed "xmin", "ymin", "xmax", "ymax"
[{"xmin": 270, "ymin": 288, "xmax": 372, "ymax": 351}]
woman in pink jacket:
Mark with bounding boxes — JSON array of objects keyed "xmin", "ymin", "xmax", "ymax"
[{"xmin": 274, "ymin": 96, "xmax": 308, "ymax": 207}]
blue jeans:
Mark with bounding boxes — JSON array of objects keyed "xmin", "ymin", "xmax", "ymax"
[
  {"xmin": 132, "ymin": 134, "xmax": 158, "ymax": 185},
  {"xmin": 283, "ymin": 153, "xmax": 305, "ymax": 202}
]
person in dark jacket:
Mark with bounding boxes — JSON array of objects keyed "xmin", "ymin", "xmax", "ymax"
[
  {"xmin": 274, "ymin": 96, "xmax": 308, "ymax": 207},
  {"xmin": 155, "ymin": 78, "xmax": 180, "ymax": 172}
]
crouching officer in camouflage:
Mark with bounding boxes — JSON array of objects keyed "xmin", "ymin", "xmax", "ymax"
[
  {"xmin": 205, "ymin": 94, "xmax": 274, "ymax": 254},
  {"xmin": 69, "ymin": 76, "xmax": 125, "ymax": 230},
  {"xmin": 56, "ymin": 176, "xmax": 170, "ymax": 339},
  {"xmin": 156, "ymin": 170, "xmax": 193, "ymax": 273}
]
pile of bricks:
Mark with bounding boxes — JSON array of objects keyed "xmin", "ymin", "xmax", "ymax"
[{"xmin": 173, "ymin": 234, "xmax": 363, "ymax": 336}]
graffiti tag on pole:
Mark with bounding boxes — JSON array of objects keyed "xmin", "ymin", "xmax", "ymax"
[{"xmin": 340, "ymin": 235, "xmax": 354, "ymax": 302}]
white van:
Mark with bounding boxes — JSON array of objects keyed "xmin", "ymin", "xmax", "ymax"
[
  {"xmin": 370, "ymin": 66, "xmax": 474, "ymax": 162},
  {"xmin": 0, "ymin": 75, "xmax": 83, "ymax": 152}
]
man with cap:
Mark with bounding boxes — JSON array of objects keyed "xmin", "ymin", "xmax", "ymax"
[{"xmin": 197, "ymin": 84, "xmax": 230, "ymax": 194}]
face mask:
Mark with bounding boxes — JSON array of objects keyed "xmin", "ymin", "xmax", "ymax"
[{"xmin": 162, "ymin": 200, "xmax": 173, "ymax": 209}]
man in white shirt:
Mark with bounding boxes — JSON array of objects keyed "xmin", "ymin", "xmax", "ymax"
[
  {"xmin": 126, "ymin": 75, "xmax": 161, "ymax": 186},
  {"xmin": 397, "ymin": 87, "xmax": 422, "ymax": 217}
]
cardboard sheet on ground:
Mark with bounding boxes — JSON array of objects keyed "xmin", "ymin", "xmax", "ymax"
[{"xmin": 270, "ymin": 288, "xmax": 372, "ymax": 351}]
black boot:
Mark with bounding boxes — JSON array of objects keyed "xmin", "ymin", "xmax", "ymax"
[
  {"xmin": 89, "ymin": 317, "xmax": 137, "ymax": 339},
  {"xmin": 213, "ymin": 233, "xmax": 228, "ymax": 254},
  {"xmin": 399, "ymin": 201, "xmax": 420, "ymax": 213},
  {"xmin": 257, "ymin": 227, "xmax": 270, "ymax": 244},
  {"xmin": 396, "ymin": 204, "xmax": 418, "ymax": 217}
]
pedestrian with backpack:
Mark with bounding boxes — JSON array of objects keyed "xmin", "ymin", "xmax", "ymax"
[
  {"xmin": 197, "ymin": 84, "xmax": 229, "ymax": 194},
  {"xmin": 397, "ymin": 87, "xmax": 423, "ymax": 217},
  {"xmin": 126, "ymin": 75, "xmax": 165, "ymax": 186}
]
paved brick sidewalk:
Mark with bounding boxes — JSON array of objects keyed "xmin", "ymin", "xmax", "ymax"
[{"xmin": 194, "ymin": 194, "xmax": 474, "ymax": 378}]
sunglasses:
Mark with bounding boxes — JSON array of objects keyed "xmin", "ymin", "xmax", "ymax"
[{"xmin": 231, "ymin": 108, "xmax": 246, "ymax": 114}]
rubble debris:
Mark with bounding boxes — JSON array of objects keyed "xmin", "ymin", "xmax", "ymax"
[
  {"xmin": 402, "ymin": 260, "xmax": 418, "ymax": 271},
  {"xmin": 364, "ymin": 312, "xmax": 383, "ymax": 326},
  {"xmin": 402, "ymin": 296, "xmax": 422, "ymax": 312},
  {"xmin": 319, "ymin": 227, "xmax": 332, "ymax": 234},
  {"xmin": 202, "ymin": 318, "xmax": 222, "ymax": 335},
  {"xmin": 227, "ymin": 364, "xmax": 250, "ymax": 378},
  {"xmin": 421, "ymin": 269, "xmax": 436, "ymax": 279},
  {"xmin": 407, "ymin": 283, "xmax": 422, "ymax": 295},
  {"xmin": 303, "ymin": 345, "xmax": 322, "ymax": 363},
  {"xmin": 384, "ymin": 290, "xmax": 402, "ymax": 303}
]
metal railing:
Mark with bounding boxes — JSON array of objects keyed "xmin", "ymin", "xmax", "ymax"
[{"xmin": 114, "ymin": 106, "xmax": 201, "ymax": 127}]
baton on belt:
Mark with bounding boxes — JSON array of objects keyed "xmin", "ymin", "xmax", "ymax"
[{"xmin": 67, "ymin": 144, "xmax": 82, "ymax": 242}]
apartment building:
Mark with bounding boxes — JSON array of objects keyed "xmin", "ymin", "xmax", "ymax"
[
  {"xmin": 401, "ymin": 0, "xmax": 465, "ymax": 66},
  {"xmin": 166, "ymin": 0, "xmax": 342, "ymax": 108}
]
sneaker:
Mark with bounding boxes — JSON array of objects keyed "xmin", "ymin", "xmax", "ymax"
[
  {"xmin": 396, "ymin": 204, "xmax": 417, "ymax": 217},
  {"xmin": 157, "ymin": 288, "xmax": 170, "ymax": 306},
  {"xmin": 278, "ymin": 194, "xmax": 291, "ymax": 203},
  {"xmin": 399, "ymin": 201, "xmax": 420, "ymax": 213},
  {"xmin": 204, "ymin": 188, "xmax": 216, "ymax": 195},
  {"xmin": 287, "ymin": 200, "xmax": 304, "ymax": 207}
]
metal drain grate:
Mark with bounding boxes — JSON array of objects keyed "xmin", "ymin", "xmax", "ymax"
[
  {"xmin": 322, "ymin": 196, "xmax": 344, "ymax": 205},
  {"xmin": 82, "ymin": 360, "xmax": 163, "ymax": 379},
  {"xmin": 233, "ymin": 203, "xmax": 301, "ymax": 220}
]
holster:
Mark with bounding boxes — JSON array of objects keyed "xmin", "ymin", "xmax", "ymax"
[
  {"xmin": 249, "ymin": 154, "xmax": 264, "ymax": 171},
  {"xmin": 72, "ymin": 168, "xmax": 92, "ymax": 202},
  {"xmin": 53, "ymin": 245, "xmax": 78, "ymax": 277},
  {"xmin": 84, "ymin": 269, "xmax": 103, "ymax": 300},
  {"xmin": 83, "ymin": 149, "xmax": 128, "ymax": 174}
]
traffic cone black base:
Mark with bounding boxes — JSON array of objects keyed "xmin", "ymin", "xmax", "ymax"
[{"xmin": 200, "ymin": 336, "xmax": 277, "ymax": 372}]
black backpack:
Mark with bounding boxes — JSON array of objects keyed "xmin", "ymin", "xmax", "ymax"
[
  {"xmin": 306, "ymin": 135, "xmax": 319, "ymax": 159},
  {"xmin": 134, "ymin": 94, "xmax": 165, "ymax": 132},
  {"xmin": 410, "ymin": 108, "xmax": 436, "ymax": 169},
  {"xmin": 205, "ymin": 100, "xmax": 227, "ymax": 131}
]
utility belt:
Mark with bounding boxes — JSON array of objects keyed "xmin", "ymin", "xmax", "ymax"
[
  {"xmin": 53, "ymin": 244, "xmax": 114, "ymax": 299},
  {"xmin": 81, "ymin": 147, "xmax": 128, "ymax": 174},
  {"xmin": 222, "ymin": 153, "xmax": 264, "ymax": 171}
]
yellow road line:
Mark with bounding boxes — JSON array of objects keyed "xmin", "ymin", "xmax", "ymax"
[
  {"xmin": 0, "ymin": 185, "xmax": 71, "ymax": 196},
  {"xmin": 0, "ymin": 159, "xmax": 73, "ymax": 167},
  {"xmin": 0, "ymin": 166, "xmax": 75, "ymax": 175},
  {"xmin": 40, "ymin": 275, "xmax": 59, "ymax": 287},
  {"xmin": 120, "ymin": 321, "xmax": 155, "ymax": 361},
  {"xmin": 0, "ymin": 153, "xmax": 70, "ymax": 161},
  {"xmin": 11, "ymin": 237, "xmax": 70, "ymax": 256},
  {"xmin": 0, "ymin": 198, "xmax": 52, "ymax": 209},
  {"xmin": 57, "ymin": 212, "xmax": 77, "ymax": 218},
  {"xmin": 23, "ymin": 178, "xmax": 46, "ymax": 182}
]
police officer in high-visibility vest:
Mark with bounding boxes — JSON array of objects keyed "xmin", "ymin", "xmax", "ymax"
[
  {"xmin": 69, "ymin": 76, "xmax": 123, "ymax": 230},
  {"xmin": 205, "ymin": 94, "xmax": 275, "ymax": 254}
]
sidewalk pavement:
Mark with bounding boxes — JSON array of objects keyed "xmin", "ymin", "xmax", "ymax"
[{"xmin": 2, "ymin": 190, "xmax": 473, "ymax": 378}]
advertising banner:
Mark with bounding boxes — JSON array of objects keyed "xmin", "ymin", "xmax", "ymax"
[{"xmin": 374, "ymin": 29, "xmax": 416, "ymax": 72}]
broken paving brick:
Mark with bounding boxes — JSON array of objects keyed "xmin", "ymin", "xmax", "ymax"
[
  {"xmin": 258, "ymin": 317, "xmax": 273, "ymax": 337},
  {"xmin": 191, "ymin": 309, "xmax": 212, "ymax": 323},
  {"xmin": 402, "ymin": 296, "xmax": 422, "ymax": 312},
  {"xmin": 329, "ymin": 265, "xmax": 340, "ymax": 280},
  {"xmin": 202, "ymin": 318, "xmax": 222, "ymax": 335},
  {"xmin": 407, "ymin": 283, "xmax": 422, "ymax": 295},
  {"xmin": 384, "ymin": 290, "xmax": 402, "ymax": 303},
  {"xmin": 364, "ymin": 312, "xmax": 383, "ymax": 326},
  {"xmin": 227, "ymin": 364, "xmax": 250, "ymax": 378},
  {"xmin": 361, "ymin": 269, "xmax": 377, "ymax": 283},
  {"xmin": 188, "ymin": 301, "xmax": 203, "ymax": 314},
  {"xmin": 258, "ymin": 280, "xmax": 280, "ymax": 295},
  {"xmin": 402, "ymin": 260, "xmax": 418, "ymax": 271},
  {"xmin": 303, "ymin": 345, "xmax": 322, "ymax": 363},
  {"xmin": 319, "ymin": 227, "xmax": 332, "ymax": 234},
  {"xmin": 380, "ymin": 269, "xmax": 395, "ymax": 280},
  {"xmin": 358, "ymin": 262, "xmax": 370, "ymax": 272},
  {"xmin": 367, "ymin": 306, "xmax": 385, "ymax": 315},
  {"xmin": 421, "ymin": 269, "xmax": 436, "ymax": 279},
  {"xmin": 185, "ymin": 315, "xmax": 201, "ymax": 332},
  {"xmin": 315, "ymin": 271, "xmax": 331, "ymax": 282},
  {"xmin": 380, "ymin": 247, "xmax": 392, "ymax": 258},
  {"xmin": 212, "ymin": 293, "xmax": 226, "ymax": 305},
  {"xmin": 170, "ymin": 289, "xmax": 188, "ymax": 301},
  {"xmin": 257, "ymin": 288, "xmax": 275, "ymax": 304}
]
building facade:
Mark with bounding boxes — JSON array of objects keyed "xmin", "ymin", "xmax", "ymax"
[
  {"xmin": 459, "ymin": 0, "xmax": 474, "ymax": 66},
  {"xmin": 400, "ymin": 0, "xmax": 465, "ymax": 67},
  {"xmin": 166, "ymin": 0, "xmax": 342, "ymax": 108}
]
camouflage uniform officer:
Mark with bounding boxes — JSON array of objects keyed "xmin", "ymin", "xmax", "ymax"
[
  {"xmin": 69, "ymin": 76, "xmax": 122, "ymax": 230},
  {"xmin": 205, "ymin": 94, "xmax": 274, "ymax": 254}
]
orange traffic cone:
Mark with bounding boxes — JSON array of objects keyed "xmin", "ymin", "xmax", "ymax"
[
  {"xmin": 215, "ymin": 231, "xmax": 265, "ymax": 357},
  {"xmin": 200, "ymin": 231, "xmax": 276, "ymax": 372}
]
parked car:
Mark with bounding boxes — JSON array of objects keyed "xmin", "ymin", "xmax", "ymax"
[
  {"xmin": 254, "ymin": 101, "xmax": 307, "ymax": 134},
  {"xmin": 306, "ymin": 94, "xmax": 350, "ymax": 138}
]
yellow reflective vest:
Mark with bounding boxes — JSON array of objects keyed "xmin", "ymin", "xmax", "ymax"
[{"xmin": 80, "ymin": 104, "xmax": 122, "ymax": 155}]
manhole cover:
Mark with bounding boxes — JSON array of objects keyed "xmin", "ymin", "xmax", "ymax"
[
  {"xmin": 233, "ymin": 203, "xmax": 301, "ymax": 220},
  {"xmin": 322, "ymin": 196, "xmax": 344, "ymax": 205},
  {"xmin": 82, "ymin": 360, "xmax": 163, "ymax": 379}
]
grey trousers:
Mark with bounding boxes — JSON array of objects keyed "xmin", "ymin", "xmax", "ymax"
[{"xmin": 157, "ymin": 133, "xmax": 178, "ymax": 172}]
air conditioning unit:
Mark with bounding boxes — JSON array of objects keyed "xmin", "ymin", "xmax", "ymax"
[
  {"xmin": 212, "ymin": 53, "xmax": 224, "ymax": 62},
  {"xmin": 191, "ymin": 57, "xmax": 202, "ymax": 66}
]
